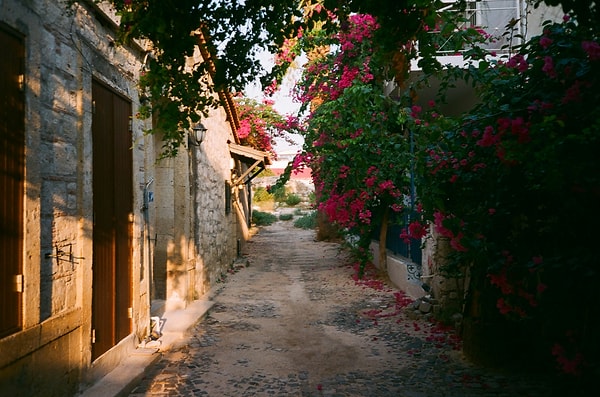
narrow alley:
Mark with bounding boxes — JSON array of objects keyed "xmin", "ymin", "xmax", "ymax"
[{"xmin": 129, "ymin": 221, "xmax": 552, "ymax": 397}]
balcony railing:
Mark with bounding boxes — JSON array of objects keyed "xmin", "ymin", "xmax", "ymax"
[{"xmin": 433, "ymin": 0, "xmax": 524, "ymax": 55}]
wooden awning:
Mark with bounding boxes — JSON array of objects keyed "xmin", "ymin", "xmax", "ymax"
[{"xmin": 229, "ymin": 142, "xmax": 271, "ymax": 186}]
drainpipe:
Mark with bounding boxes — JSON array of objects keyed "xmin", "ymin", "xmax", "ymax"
[
  {"xmin": 519, "ymin": 0, "xmax": 528, "ymax": 41},
  {"xmin": 142, "ymin": 177, "xmax": 154, "ymax": 335}
]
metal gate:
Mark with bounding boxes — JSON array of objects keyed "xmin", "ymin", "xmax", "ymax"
[
  {"xmin": 372, "ymin": 210, "xmax": 423, "ymax": 281},
  {"xmin": 91, "ymin": 80, "xmax": 133, "ymax": 360},
  {"xmin": 0, "ymin": 25, "xmax": 25, "ymax": 339}
]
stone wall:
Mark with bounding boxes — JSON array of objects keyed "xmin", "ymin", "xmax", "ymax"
[
  {"xmin": 151, "ymin": 45, "xmax": 242, "ymax": 313},
  {"xmin": 195, "ymin": 109, "xmax": 239, "ymax": 289},
  {"xmin": 0, "ymin": 0, "xmax": 154, "ymax": 394},
  {"xmin": 370, "ymin": 242, "xmax": 427, "ymax": 300},
  {"xmin": 421, "ymin": 231, "xmax": 465, "ymax": 323},
  {"xmin": 368, "ymin": 230, "xmax": 465, "ymax": 325},
  {"xmin": 254, "ymin": 175, "xmax": 315, "ymax": 201}
]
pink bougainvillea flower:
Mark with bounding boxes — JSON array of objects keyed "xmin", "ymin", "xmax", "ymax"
[
  {"xmin": 367, "ymin": 165, "xmax": 378, "ymax": 175},
  {"xmin": 562, "ymin": 80, "xmax": 582, "ymax": 104},
  {"xmin": 582, "ymin": 40, "xmax": 600, "ymax": 60},
  {"xmin": 408, "ymin": 221, "xmax": 428, "ymax": 239},
  {"xmin": 350, "ymin": 128, "xmax": 363, "ymax": 139},
  {"xmin": 542, "ymin": 56, "xmax": 557, "ymax": 78},
  {"xmin": 433, "ymin": 211, "xmax": 454, "ymax": 239},
  {"xmin": 539, "ymin": 36, "xmax": 553, "ymax": 49},
  {"xmin": 496, "ymin": 298, "xmax": 517, "ymax": 316},
  {"xmin": 411, "ymin": 105, "xmax": 422, "ymax": 117},
  {"xmin": 489, "ymin": 271, "xmax": 513, "ymax": 294},
  {"xmin": 506, "ymin": 54, "xmax": 528, "ymax": 72},
  {"xmin": 400, "ymin": 228, "xmax": 411, "ymax": 243},
  {"xmin": 476, "ymin": 125, "xmax": 499, "ymax": 147},
  {"xmin": 359, "ymin": 210, "xmax": 372, "ymax": 224},
  {"xmin": 551, "ymin": 343, "xmax": 584, "ymax": 376},
  {"xmin": 450, "ymin": 233, "xmax": 467, "ymax": 252},
  {"xmin": 364, "ymin": 176, "xmax": 377, "ymax": 187},
  {"xmin": 237, "ymin": 119, "xmax": 251, "ymax": 139},
  {"xmin": 391, "ymin": 203, "xmax": 403, "ymax": 212},
  {"xmin": 338, "ymin": 165, "xmax": 350, "ymax": 178},
  {"xmin": 378, "ymin": 180, "xmax": 395, "ymax": 191}
]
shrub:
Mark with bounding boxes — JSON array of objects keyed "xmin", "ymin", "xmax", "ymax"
[
  {"xmin": 252, "ymin": 210, "xmax": 277, "ymax": 226},
  {"xmin": 271, "ymin": 185, "xmax": 287, "ymax": 203},
  {"xmin": 257, "ymin": 168, "xmax": 276, "ymax": 177},
  {"xmin": 285, "ymin": 193, "xmax": 302, "ymax": 206},
  {"xmin": 253, "ymin": 186, "xmax": 273, "ymax": 202},
  {"xmin": 293, "ymin": 211, "xmax": 317, "ymax": 229},
  {"xmin": 279, "ymin": 213, "xmax": 294, "ymax": 221}
]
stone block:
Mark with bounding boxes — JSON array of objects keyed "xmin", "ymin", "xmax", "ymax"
[{"xmin": 418, "ymin": 300, "xmax": 432, "ymax": 313}]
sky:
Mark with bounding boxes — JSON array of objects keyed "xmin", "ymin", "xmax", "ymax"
[{"xmin": 244, "ymin": 50, "xmax": 306, "ymax": 154}]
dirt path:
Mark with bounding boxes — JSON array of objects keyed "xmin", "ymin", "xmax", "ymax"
[{"xmin": 130, "ymin": 221, "xmax": 552, "ymax": 396}]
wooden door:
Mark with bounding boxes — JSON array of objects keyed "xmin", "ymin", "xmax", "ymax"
[
  {"xmin": 0, "ymin": 25, "xmax": 24, "ymax": 339},
  {"xmin": 91, "ymin": 80, "xmax": 133, "ymax": 360}
]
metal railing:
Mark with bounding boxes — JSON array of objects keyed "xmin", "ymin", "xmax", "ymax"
[{"xmin": 433, "ymin": 0, "xmax": 524, "ymax": 55}]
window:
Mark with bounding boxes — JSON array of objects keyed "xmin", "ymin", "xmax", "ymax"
[{"xmin": 225, "ymin": 181, "xmax": 232, "ymax": 214}]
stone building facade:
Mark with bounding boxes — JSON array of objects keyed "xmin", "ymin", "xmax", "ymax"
[{"xmin": 0, "ymin": 1, "xmax": 262, "ymax": 395}]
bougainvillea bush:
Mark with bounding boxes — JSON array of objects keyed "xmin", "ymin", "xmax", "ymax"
[
  {"xmin": 406, "ymin": 16, "xmax": 600, "ymax": 384},
  {"xmin": 234, "ymin": 97, "xmax": 301, "ymax": 157},
  {"xmin": 269, "ymin": 2, "xmax": 484, "ymax": 276},
  {"xmin": 290, "ymin": 13, "xmax": 414, "ymax": 276}
]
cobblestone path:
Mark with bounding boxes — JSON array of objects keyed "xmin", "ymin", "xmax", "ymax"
[{"xmin": 130, "ymin": 221, "xmax": 553, "ymax": 396}]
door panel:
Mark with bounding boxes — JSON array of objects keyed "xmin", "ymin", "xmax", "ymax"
[
  {"xmin": 0, "ymin": 26, "xmax": 25, "ymax": 339},
  {"xmin": 91, "ymin": 80, "xmax": 132, "ymax": 360}
]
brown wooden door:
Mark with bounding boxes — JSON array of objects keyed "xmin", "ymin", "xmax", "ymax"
[
  {"xmin": 0, "ymin": 25, "xmax": 25, "ymax": 339},
  {"xmin": 91, "ymin": 80, "xmax": 133, "ymax": 360}
]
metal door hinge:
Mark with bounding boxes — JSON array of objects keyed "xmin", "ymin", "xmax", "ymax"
[
  {"xmin": 91, "ymin": 329, "xmax": 96, "ymax": 344},
  {"xmin": 128, "ymin": 307, "xmax": 133, "ymax": 319},
  {"xmin": 13, "ymin": 274, "xmax": 23, "ymax": 293}
]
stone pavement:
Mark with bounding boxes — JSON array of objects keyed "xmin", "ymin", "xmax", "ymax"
[{"xmin": 129, "ymin": 221, "xmax": 555, "ymax": 397}]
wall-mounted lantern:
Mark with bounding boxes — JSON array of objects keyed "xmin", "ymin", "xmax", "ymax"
[{"xmin": 188, "ymin": 122, "xmax": 207, "ymax": 146}]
